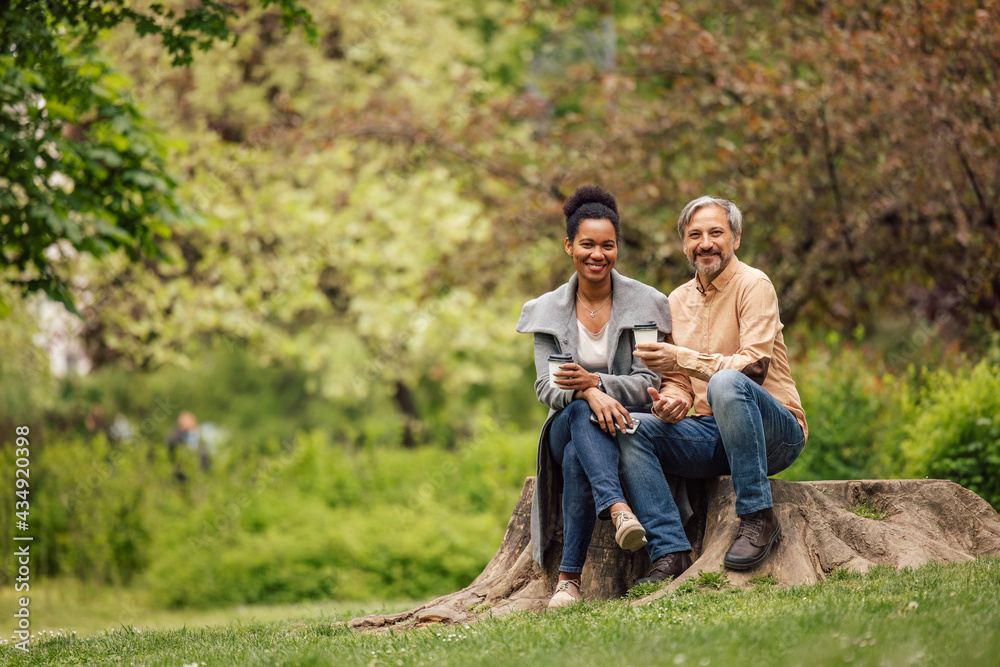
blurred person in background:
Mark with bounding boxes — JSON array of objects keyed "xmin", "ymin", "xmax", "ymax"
[{"xmin": 167, "ymin": 410, "xmax": 210, "ymax": 477}]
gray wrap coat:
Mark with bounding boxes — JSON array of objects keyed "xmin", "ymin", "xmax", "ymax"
[{"xmin": 516, "ymin": 270, "xmax": 671, "ymax": 566}]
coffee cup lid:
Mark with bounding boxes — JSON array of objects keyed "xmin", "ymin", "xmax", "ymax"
[
  {"xmin": 548, "ymin": 353, "xmax": 573, "ymax": 363},
  {"xmin": 633, "ymin": 321, "xmax": 657, "ymax": 329}
]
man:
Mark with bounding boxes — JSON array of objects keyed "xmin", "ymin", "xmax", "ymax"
[
  {"xmin": 618, "ymin": 195, "xmax": 808, "ymax": 582},
  {"xmin": 167, "ymin": 411, "xmax": 210, "ymax": 476}
]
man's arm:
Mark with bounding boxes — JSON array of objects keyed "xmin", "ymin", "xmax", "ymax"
[{"xmin": 636, "ymin": 278, "xmax": 780, "ymax": 385}]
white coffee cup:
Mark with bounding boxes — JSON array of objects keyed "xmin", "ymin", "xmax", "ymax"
[
  {"xmin": 633, "ymin": 321, "xmax": 658, "ymax": 346},
  {"xmin": 548, "ymin": 353, "xmax": 574, "ymax": 389}
]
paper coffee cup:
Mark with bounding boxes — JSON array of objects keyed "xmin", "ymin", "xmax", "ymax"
[
  {"xmin": 548, "ymin": 353, "xmax": 574, "ymax": 389},
  {"xmin": 633, "ymin": 321, "xmax": 658, "ymax": 346}
]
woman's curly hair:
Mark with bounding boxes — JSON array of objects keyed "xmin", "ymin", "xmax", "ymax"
[{"xmin": 563, "ymin": 185, "xmax": 620, "ymax": 243}]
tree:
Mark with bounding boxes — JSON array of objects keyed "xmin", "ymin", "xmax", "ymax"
[
  {"xmin": 0, "ymin": 0, "xmax": 314, "ymax": 315},
  {"xmin": 39, "ymin": 1, "xmax": 1000, "ymax": 448}
]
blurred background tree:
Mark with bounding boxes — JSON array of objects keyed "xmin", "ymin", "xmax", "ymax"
[
  {"xmin": 1, "ymin": 0, "xmax": 998, "ymax": 608},
  {"xmin": 0, "ymin": 0, "xmax": 314, "ymax": 313}
]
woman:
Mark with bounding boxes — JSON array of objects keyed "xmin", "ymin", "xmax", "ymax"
[{"xmin": 516, "ymin": 185, "xmax": 671, "ymax": 609}]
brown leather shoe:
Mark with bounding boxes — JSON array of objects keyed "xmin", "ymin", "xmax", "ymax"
[
  {"xmin": 724, "ymin": 507, "xmax": 781, "ymax": 571},
  {"xmin": 636, "ymin": 551, "xmax": 692, "ymax": 585}
]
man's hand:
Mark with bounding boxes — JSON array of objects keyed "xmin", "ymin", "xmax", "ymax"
[
  {"xmin": 648, "ymin": 387, "xmax": 691, "ymax": 424},
  {"xmin": 633, "ymin": 342, "xmax": 679, "ymax": 373},
  {"xmin": 553, "ymin": 363, "xmax": 600, "ymax": 392}
]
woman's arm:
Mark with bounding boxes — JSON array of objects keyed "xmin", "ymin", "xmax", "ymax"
[
  {"xmin": 531, "ymin": 332, "xmax": 574, "ymax": 411},
  {"xmin": 596, "ymin": 352, "xmax": 661, "ymax": 411}
]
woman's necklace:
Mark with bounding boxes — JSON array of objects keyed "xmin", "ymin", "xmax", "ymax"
[{"xmin": 576, "ymin": 289, "xmax": 612, "ymax": 318}]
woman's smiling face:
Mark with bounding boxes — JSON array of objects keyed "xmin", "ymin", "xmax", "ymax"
[{"xmin": 565, "ymin": 218, "xmax": 618, "ymax": 284}]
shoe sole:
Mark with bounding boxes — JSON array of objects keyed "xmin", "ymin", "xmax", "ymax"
[
  {"xmin": 547, "ymin": 596, "xmax": 583, "ymax": 610},
  {"xmin": 616, "ymin": 525, "xmax": 648, "ymax": 552},
  {"xmin": 724, "ymin": 523, "xmax": 782, "ymax": 571}
]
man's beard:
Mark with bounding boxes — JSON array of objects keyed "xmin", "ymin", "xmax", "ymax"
[{"xmin": 689, "ymin": 252, "xmax": 723, "ymax": 276}]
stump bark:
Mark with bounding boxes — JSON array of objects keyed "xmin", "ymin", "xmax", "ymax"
[{"xmin": 348, "ymin": 476, "xmax": 1000, "ymax": 631}]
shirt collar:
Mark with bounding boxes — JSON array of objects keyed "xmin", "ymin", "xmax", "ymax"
[{"xmin": 695, "ymin": 256, "xmax": 741, "ymax": 294}]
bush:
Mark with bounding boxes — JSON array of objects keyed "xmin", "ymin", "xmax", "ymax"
[
  {"xmin": 3, "ymin": 433, "xmax": 177, "ymax": 587},
  {"xmin": 778, "ymin": 339, "xmax": 1000, "ymax": 511},
  {"xmin": 778, "ymin": 340, "xmax": 896, "ymax": 481},
  {"xmin": 896, "ymin": 357, "xmax": 1000, "ymax": 508},
  {"xmin": 143, "ymin": 422, "xmax": 536, "ymax": 607}
]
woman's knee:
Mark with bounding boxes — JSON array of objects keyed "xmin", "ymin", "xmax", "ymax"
[
  {"xmin": 564, "ymin": 398, "xmax": 592, "ymax": 421},
  {"xmin": 561, "ymin": 441, "xmax": 583, "ymax": 471},
  {"xmin": 707, "ymin": 368, "xmax": 749, "ymax": 408}
]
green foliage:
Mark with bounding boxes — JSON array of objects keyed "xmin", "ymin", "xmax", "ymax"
[
  {"xmin": 143, "ymin": 423, "xmax": 534, "ymax": 608},
  {"xmin": 849, "ymin": 501, "xmax": 888, "ymax": 521},
  {"xmin": 692, "ymin": 569, "xmax": 729, "ymax": 590},
  {"xmin": 0, "ymin": 285, "xmax": 54, "ymax": 434},
  {"xmin": 58, "ymin": 343, "xmax": 383, "ymax": 448},
  {"xmin": 775, "ymin": 341, "xmax": 1000, "ymax": 511},
  {"xmin": 9, "ymin": 559, "xmax": 999, "ymax": 666},
  {"xmin": 624, "ymin": 581, "xmax": 664, "ymax": 601},
  {"xmin": 896, "ymin": 357, "xmax": 1000, "ymax": 509},
  {"xmin": 7, "ymin": 411, "xmax": 535, "ymax": 607},
  {"xmin": 0, "ymin": 0, "xmax": 314, "ymax": 314},
  {"xmin": 777, "ymin": 341, "xmax": 896, "ymax": 482},
  {"xmin": 1, "ymin": 432, "xmax": 176, "ymax": 587}
]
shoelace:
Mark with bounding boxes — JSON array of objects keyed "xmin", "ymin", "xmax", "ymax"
[
  {"xmin": 611, "ymin": 510, "xmax": 635, "ymax": 528},
  {"xmin": 650, "ymin": 554, "xmax": 678, "ymax": 576},
  {"xmin": 555, "ymin": 579, "xmax": 580, "ymax": 593},
  {"xmin": 736, "ymin": 515, "xmax": 764, "ymax": 539}
]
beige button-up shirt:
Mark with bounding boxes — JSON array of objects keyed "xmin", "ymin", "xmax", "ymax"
[{"xmin": 659, "ymin": 258, "xmax": 808, "ymax": 440}]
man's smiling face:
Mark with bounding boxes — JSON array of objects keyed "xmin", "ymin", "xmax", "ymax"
[{"xmin": 683, "ymin": 204, "xmax": 741, "ymax": 283}]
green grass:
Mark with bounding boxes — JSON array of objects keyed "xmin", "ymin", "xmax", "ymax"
[
  {"xmin": 0, "ymin": 578, "xmax": 417, "ymax": 641},
  {"xmin": 849, "ymin": 500, "xmax": 890, "ymax": 520},
  {"xmin": 3, "ymin": 558, "xmax": 999, "ymax": 666}
]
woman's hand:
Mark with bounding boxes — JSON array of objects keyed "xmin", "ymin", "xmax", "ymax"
[
  {"xmin": 578, "ymin": 387, "xmax": 633, "ymax": 434},
  {"xmin": 553, "ymin": 363, "xmax": 600, "ymax": 392}
]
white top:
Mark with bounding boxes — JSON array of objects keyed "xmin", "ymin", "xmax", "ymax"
[{"xmin": 576, "ymin": 319, "xmax": 609, "ymax": 372}]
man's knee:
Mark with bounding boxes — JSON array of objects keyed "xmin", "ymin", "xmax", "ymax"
[
  {"xmin": 707, "ymin": 369, "xmax": 749, "ymax": 408},
  {"xmin": 616, "ymin": 431, "xmax": 655, "ymax": 468}
]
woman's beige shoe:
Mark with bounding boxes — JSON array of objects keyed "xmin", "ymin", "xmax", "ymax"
[
  {"xmin": 547, "ymin": 579, "xmax": 583, "ymax": 609},
  {"xmin": 611, "ymin": 510, "xmax": 647, "ymax": 552}
]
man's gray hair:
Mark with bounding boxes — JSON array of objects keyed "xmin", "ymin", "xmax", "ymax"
[{"xmin": 676, "ymin": 196, "xmax": 743, "ymax": 239}]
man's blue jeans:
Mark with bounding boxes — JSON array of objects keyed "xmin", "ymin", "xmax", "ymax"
[
  {"xmin": 617, "ymin": 369, "xmax": 805, "ymax": 562},
  {"xmin": 548, "ymin": 399, "xmax": 629, "ymax": 574}
]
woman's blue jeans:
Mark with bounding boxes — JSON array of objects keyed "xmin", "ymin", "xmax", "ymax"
[
  {"xmin": 617, "ymin": 369, "xmax": 805, "ymax": 563},
  {"xmin": 548, "ymin": 399, "xmax": 629, "ymax": 574}
]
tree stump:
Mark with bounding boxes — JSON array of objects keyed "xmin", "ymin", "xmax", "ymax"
[{"xmin": 348, "ymin": 476, "xmax": 1000, "ymax": 631}]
